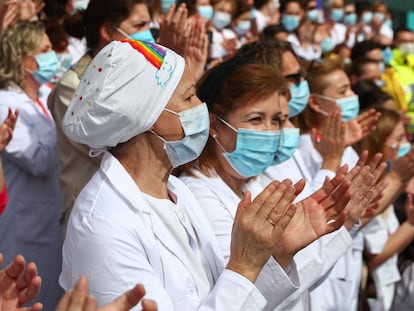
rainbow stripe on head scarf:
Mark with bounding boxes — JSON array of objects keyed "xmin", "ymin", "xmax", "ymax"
[{"xmin": 120, "ymin": 39, "xmax": 166, "ymax": 70}]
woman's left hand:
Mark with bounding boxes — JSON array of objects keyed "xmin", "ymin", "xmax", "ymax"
[{"xmin": 344, "ymin": 108, "xmax": 379, "ymax": 146}]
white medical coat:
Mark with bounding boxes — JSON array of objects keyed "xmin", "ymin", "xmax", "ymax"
[
  {"xmin": 180, "ymin": 168, "xmax": 333, "ymax": 311},
  {"xmin": 61, "ymin": 152, "xmax": 297, "ymax": 310},
  {"xmin": 0, "ymin": 85, "xmax": 63, "ymax": 310}
]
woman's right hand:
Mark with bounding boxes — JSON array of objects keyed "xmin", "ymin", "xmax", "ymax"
[
  {"xmin": 311, "ymin": 108, "xmax": 345, "ymax": 172},
  {"xmin": 226, "ymin": 180, "xmax": 301, "ymax": 283}
]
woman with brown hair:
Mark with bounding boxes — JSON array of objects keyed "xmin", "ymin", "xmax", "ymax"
[{"xmin": 180, "ymin": 55, "xmax": 384, "ymax": 309}]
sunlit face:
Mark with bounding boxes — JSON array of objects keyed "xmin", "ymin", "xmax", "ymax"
[
  {"xmin": 366, "ymin": 48, "xmax": 382, "ymax": 62},
  {"xmin": 344, "ymin": 3, "xmax": 355, "ymax": 15},
  {"xmin": 197, "ymin": 0, "xmax": 210, "ymax": 7},
  {"xmin": 383, "ymin": 121, "xmax": 408, "ymax": 160},
  {"xmin": 212, "ymin": 91, "xmax": 284, "ymax": 178},
  {"xmin": 116, "ymin": 3, "xmax": 151, "ymax": 38},
  {"xmin": 331, "ymin": 0, "xmax": 344, "ymax": 9},
  {"xmin": 151, "ymin": 66, "xmax": 201, "ymax": 141},
  {"xmin": 214, "ymin": 0, "xmax": 232, "ymax": 14},
  {"xmin": 313, "ymin": 69, "xmax": 355, "ymax": 114},
  {"xmin": 284, "ymin": 1, "xmax": 302, "ymax": 16}
]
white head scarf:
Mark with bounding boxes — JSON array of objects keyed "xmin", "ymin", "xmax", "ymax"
[{"xmin": 63, "ymin": 39, "xmax": 185, "ymax": 153}]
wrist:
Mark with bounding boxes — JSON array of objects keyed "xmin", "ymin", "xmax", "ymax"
[
  {"xmin": 321, "ymin": 158, "xmax": 341, "ymax": 171},
  {"xmin": 226, "ymin": 259, "xmax": 262, "ymax": 284}
]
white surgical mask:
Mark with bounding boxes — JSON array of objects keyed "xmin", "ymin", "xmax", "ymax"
[{"xmin": 150, "ymin": 103, "xmax": 210, "ymax": 168}]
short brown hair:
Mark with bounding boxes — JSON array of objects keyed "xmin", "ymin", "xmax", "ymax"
[{"xmin": 183, "ymin": 60, "xmax": 285, "ymax": 176}]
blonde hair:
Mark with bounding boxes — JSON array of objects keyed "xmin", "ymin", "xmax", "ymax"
[
  {"xmin": 293, "ymin": 57, "xmax": 344, "ymax": 132},
  {"xmin": 0, "ymin": 21, "xmax": 45, "ymax": 89}
]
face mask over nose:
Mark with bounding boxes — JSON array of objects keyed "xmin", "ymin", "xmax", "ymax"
[
  {"xmin": 150, "ymin": 103, "xmax": 210, "ymax": 168},
  {"xmin": 116, "ymin": 27, "xmax": 155, "ymax": 43},
  {"xmin": 213, "ymin": 11, "xmax": 231, "ymax": 29},
  {"xmin": 288, "ymin": 80, "xmax": 310, "ymax": 117},
  {"xmin": 214, "ymin": 117, "xmax": 282, "ymax": 177},
  {"xmin": 281, "ymin": 14, "xmax": 300, "ymax": 31},
  {"xmin": 28, "ymin": 51, "xmax": 59, "ymax": 85},
  {"xmin": 315, "ymin": 94, "xmax": 360, "ymax": 121}
]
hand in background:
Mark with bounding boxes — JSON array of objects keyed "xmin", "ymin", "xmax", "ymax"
[{"xmin": 0, "ymin": 253, "xmax": 42, "ymax": 311}]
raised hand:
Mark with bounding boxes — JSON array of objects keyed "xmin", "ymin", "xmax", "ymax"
[
  {"xmin": 0, "ymin": 253, "xmax": 43, "ymax": 311},
  {"xmin": 55, "ymin": 276, "xmax": 157, "ymax": 311},
  {"xmin": 0, "ymin": 1, "xmax": 19, "ymax": 34},
  {"xmin": 344, "ymin": 108, "xmax": 379, "ymax": 146},
  {"xmin": 227, "ymin": 180, "xmax": 300, "ymax": 281},
  {"xmin": 185, "ymin": 16, "xmax": 208, "ymax": 81},
  {"xmin": 342, "ymin": 153, "xmax": 387, "ymax": 229},
  {"xmin": 311, "ymin": 108, "xmax": 346, "ymax": 171},
  {"xmin": 158, "ymin": 3, "xmax": 190, "ymax": 57},
  {"xmin": 272, "ymin": 167, "xmax": 351, "ymax": 261},
  {"xmin": 0, "ymin": 108, "xmax": 18, "ymax": 153}
]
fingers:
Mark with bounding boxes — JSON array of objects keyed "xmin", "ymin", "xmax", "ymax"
[
  {"xmin": 4, "ymin": 254, "xmax": 25, "ymax": 279},
  {"xmin": 55, "ymin": 275, "xmax": 90, "ymax": 311},
  {"xmin": 19, "ymin": 275, "xmax": 42, "ymax": 306},
  {"xmin": 142, "ymin": 299, "xmax": 158, "ymax": 311},
  {"xmin": 293, "ymin": 179, "xmax": 306, "ymax": 195},
  {"xmin": 324, "ymin": 180, "xmax": 351, "ymax": 218},
  {"xmin": 355, "ymin": 150, "xmax": 368, "ymax": 168},
  {"xmin": 16, "ymin": 261, "xmax": 37, "ymax": 290},
  {"xmin": 101, "ymin": 283, "xmax": 146, "ymax": 310}
]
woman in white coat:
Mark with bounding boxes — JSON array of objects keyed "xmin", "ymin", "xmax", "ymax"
[
  {"xmin": 233, "ymin": 40, "xmax": 385, "ymax": 311},
  {"xmin": 180, "ymin": 55, "xmax": 383, "ymax": 310},
  {"xmin": 0, "ymin": 22, "xmax": 63, "ymax": 310},
  {"xmin": 61, "ymin": 39, "xmax": 306, "ymax": 310}
]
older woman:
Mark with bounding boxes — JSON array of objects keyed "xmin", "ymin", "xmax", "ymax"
[
  {"xmin": 61, "ymin": 39, "xmax": 304, "ymax": 310},
  {"xmin": 0, "ymin": 21, "xmax": 62, "ymax": 309}
]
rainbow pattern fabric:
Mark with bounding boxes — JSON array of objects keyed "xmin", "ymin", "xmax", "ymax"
[{"xmin": 120, "ymin": 39, "xmax": 166, "ymax": 70}]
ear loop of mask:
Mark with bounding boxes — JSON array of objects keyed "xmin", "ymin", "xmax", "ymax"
[
  {"xmin": 149, "ymin": 108, "xmax": 181, "ymax": 147},
  {"xmin": 314, "ymin": 94, "xmax": 334, "ymax": 116},
  {"xmin": 212, "ymin": 116, "xmax": 237, "ymax": 153},
  {"xmin": 114, "ymin": 26, "xmax": 130, "ymax": 39}
]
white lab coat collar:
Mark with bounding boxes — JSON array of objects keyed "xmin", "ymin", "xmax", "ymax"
[{"xmin": 99, "ymin": 152, "xmax": 225, "ymax": 283}]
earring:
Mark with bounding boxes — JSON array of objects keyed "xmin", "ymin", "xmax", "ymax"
[{"xmin": 212, "ymin": 133, "xmax": 217, "ymax": 139}]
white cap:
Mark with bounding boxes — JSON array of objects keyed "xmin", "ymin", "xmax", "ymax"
[{"xmin": 63, "ymin": 39, "xmax": 185, "ymax": 151}]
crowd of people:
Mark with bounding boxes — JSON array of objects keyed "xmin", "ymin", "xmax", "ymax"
[{"xmin": 0, "ymin": 0, "xmax": 414, "ymax": 310}]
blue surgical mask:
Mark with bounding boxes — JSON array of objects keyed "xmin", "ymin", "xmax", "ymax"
[
  {"xmin": 281, "ymin": 14, "xmax": 300, "ymax": 31},
  {"xmin": 383, "ymin": 19, "xmax": 393, "ymax": 29},
  {"xmin": 273, "ymin": 128, "xmax": 299, "ymax": 164},
  {"xmin": 382, "ymin": 47, "xmax": 394, "ymax": 64},
  {"xmin": 343, "ymin": 12, "xmax": 357, "ymax": 26},
  {"xmin": 331, "ymin": 8, "xmax": 344, "ymax": 22},
  {"xmin": 72, "ymin": 0, "xmax": 89, "ymax": 12},
  {"xmin": 320, "ymin": 37, "xmax": 334, "ymax": 53},
  {"xmin": 234, "ymin": 20, "xmax": 251, "ymax": 36},
  {"xmin": 379, "ymin": 61, "xmax": 385, "ymax": 74},
  {"xmin": 361, "ymin": 12, "xmax": 373, "ymax": 24},
  {"xmin": 397, "ymin": 143, "xmax": 411, "ymax": 158},
  {"xmin": 316, "ymin": 94, "xmax": 360, "ymax": 121},
  {"xmin": 213, "ymin": 11, "xmax": 231, "ymax": 29},
  {"xmin": 375, "ymin": 79, "xmax": 385, "ymax": 88},
  {"xmin": 31, "ymin": 51, "xmax": 59, "ymax": 85},
  {"xmin": 161, "ymin": 0, "xmax": 176, "ymax": 13},
  {"xmin": 215, "ymin": 117, "xmax": 281, "ymax": 177},
  {"xmin": 288, "ymin": 80, "xmax": 310, "ymax": 117},
  {"xmin": 116, "ymin": 27, "xmax": 155, "ymax": 43},
  {"xmin": 151, "ymin": 103, "xmax": 210, "ymax": 168},
  {"xmin": 198, "ymin": 5, "xmax": 214, "ymax": 21},
  {"xmin": 306, "ymin": 9, "xmax": 319, "ymax": 23},
  {"xmin": 373, "ymin": 12, "xmax": 385, "ymax": 23}
]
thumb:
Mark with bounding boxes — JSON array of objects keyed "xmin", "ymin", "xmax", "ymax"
[
  {"xmin": 100, "ymin": 284, "xmax": 146, "ymax": 311},
  {"xmin": 238, "ymin": 191, "xmax": 251, "ymax": 211}
]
